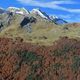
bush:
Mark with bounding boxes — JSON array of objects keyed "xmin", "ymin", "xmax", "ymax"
[
  {"xmin": 18, "ymin": 51, "xmax": 43, "ymax": 65},
  {"xmin": 26, "ymin": 74, "xmax": 43, "ymax": 80},
  {"xmin": 53, "ymin": 44, "xmax": 70, "ymax": 57},
  {"xmin": 52, "ymin": 39, "xmax": 77, "ymax": 57},
  {"xmin": 71, "ymin": 55, "xmax": 80, "ymax": 73},
  {"xmin": 53, "ymin": 63, "xmax": 64, "ymax": 71}
]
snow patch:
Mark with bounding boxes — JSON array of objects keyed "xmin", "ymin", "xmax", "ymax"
[{"xmin": 31, "ymin": 8, "xmax": 49, "ymax": 19}]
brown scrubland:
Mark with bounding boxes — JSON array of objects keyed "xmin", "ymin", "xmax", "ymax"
[{"xmin": 0, "ymin": 37, "xmax": 80, "ymax": 80}]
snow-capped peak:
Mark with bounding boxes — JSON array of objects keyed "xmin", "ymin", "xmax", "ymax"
[
  {"xmin": 49, "ymin": 15, "xmax": 59, "ymax": 20},
  {"xmin": 7, "ymin": 7, "xmax": 30, "ymax": 15},
  {"xmin": 7, "ymin": 7, "xmax": 20, "ymax": 11},
  {"xmin": 20, "ymin": 7, "xmax": 30, "ymax": 14},
  {"xmin": 49, "ymin": 15, "xmax": 67, "ymax": 24},
  {"xmin": 31, "ymin": 8, "xmax": 49, "ymax": 19}
]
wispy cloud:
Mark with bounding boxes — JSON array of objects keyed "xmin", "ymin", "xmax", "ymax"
[
  {"xmin": 17, "ymin": 0, "xmax": 80, "ymax": 13},
  {"xmin": 69, "ymin": 9, "xmax": 80, "ymax": 13},
  {"xmin": 57, "ymin": 14, "xmax": 72, "ymax": 19}
]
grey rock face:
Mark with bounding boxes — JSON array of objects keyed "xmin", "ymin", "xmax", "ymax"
[
  {"xmin": 20, "ymin": 16, "xmax": 36, "ymax": 33},
  {"xmin": 20, "ymin": 16, "xmax": 36, "ymax": 27},
  {"xmin": 0, "ymin": 12, "xmax": 14, "ymax": 30}
]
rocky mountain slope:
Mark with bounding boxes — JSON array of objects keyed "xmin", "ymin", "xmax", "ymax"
[
  {"xmin": 0, "ymin": 7, "xmax": 80, "ymax": 45},
  {"xmin": 0, "ymin": 7, "xmax": 80, "ymax": 80}
]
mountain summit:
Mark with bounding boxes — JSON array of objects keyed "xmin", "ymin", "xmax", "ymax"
[
  {"xmin": 31, "ymin": 8, "xmax": 50, "ymax": 19},
  {"xmin": 7, "ymin": 7, "xmax": 30, "ymax": 15}
]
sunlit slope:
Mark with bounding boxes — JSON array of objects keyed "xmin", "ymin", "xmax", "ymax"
[{"xmin": 0, "ymin": 14, "xmax": 80, "ymax": 45}]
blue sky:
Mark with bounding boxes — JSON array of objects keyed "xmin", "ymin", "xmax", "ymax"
[{"xmin": 0, "ymin": 0, "xmax": 80, "ymax": 22}]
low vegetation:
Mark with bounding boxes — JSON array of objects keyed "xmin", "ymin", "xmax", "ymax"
[
  {"xmin": 0, "ymin": 37, "xmax": 80, "ymax": 80},
  {"xmin": 71, "ymin": 55, "xmax": 80, "ymax": 73}
]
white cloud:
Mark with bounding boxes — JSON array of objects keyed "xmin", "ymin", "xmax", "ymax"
[
  {"xmin": 69, "ymin": 9, "xmax": 80, "ymax": 13},
  {"xmin": 17, "ymin": 0, "xmax": 80, "ymax": 13},
  {"xmin": 17, "ymin": 0, "xmax": 76, "ymax": 4},
  {"xmin": 58, "ymin": 14, "xmax": 72, "ymax": 19}
]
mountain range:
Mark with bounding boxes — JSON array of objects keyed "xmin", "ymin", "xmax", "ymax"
[
  {"xmin": 0, "ymin": 7, "xmax": 80, "ymax": 80},
  {"xmin": 0, "ymin": 7, "xmax": 67, "ymax": 25},
  {"xmin": 0, "ymin": 7, "xmax": 80, "ymax": 45}
]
